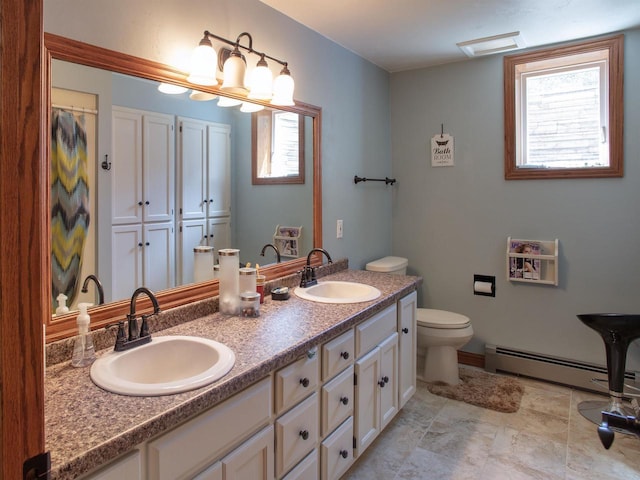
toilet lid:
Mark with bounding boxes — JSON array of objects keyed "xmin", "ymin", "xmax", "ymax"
[{"xmin": 417, "ymin": 309, "xmax": 471, "ymax": 329}]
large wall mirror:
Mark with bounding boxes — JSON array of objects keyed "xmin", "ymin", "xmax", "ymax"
[{"xmin": 45, "ymin": 33, "xmax": 322, "ymax": 342}]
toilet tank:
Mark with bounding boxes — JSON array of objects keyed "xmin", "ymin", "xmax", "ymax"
[{"xmin": 365, "ymin": 256, "xmax": 408, "ymax": 275}]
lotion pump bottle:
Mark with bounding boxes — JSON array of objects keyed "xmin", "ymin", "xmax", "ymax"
[{"xmin": 71, "ymin": 302, "xmax": 96, "ymax": 367}]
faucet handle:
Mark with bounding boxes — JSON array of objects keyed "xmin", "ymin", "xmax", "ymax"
[
  {"xmin": 127, "ymin": 314, "xmax": 139, "ymax": 341},
  {"xmin": 140, "ymin": 314, "xmax": 153, "ymax": 338},
  {"xmin": 106, "ymin": 321, "xmax": 127, "ymax": 350}
]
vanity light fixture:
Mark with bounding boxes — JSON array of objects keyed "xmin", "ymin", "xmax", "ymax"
[{"xmin": 188, "ymin": 30, "xmax": 295, "ymax": 106}]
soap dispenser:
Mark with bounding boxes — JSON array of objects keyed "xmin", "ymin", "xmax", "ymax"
[
  {"xmin": 55, "ymin": 293, "xmax": 69, "ymax": 315},
  {"xmin": 71, "ymin": 302, "xmax": 96, "ymax": 367}
]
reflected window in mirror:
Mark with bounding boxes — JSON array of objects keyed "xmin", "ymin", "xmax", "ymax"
[
  {"xmin": 252, "ymin": 109, "xmax": 305, "ymax": 185},
  {"xmin": 504, "ymin": 35, "xmax": 623, "ymax": 180}
]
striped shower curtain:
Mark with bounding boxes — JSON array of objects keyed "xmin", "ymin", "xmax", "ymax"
[{"xmin": 51, "ymin": 109, "xmax": 90, "ymax": 310}]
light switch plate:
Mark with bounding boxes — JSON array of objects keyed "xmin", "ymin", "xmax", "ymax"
[{"xmin": 337, "ymin": 219, "xmax": 343, "ymax": 238}]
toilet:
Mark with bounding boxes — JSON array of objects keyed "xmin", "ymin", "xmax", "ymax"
[{"xmin": 365, "ymin": 256, "xmax": 474, "ymax": 385}]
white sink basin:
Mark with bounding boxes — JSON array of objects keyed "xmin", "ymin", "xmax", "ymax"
[
  {"xmin": 294, "ymin": 280, "xmax": 381, "ymax": 304},
  {"xmin": 90, "ymin": 335, "xmax": 235, "ymax": 396}
]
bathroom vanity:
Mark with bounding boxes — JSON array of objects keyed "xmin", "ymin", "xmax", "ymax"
[{"xmin": 44, "ymin": 268, "xmax": 420, "ymax": 479}]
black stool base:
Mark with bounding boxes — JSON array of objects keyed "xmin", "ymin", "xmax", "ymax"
[{"xmin": 578, "ymin": 399, "xmax": 636, "ymax": 435}]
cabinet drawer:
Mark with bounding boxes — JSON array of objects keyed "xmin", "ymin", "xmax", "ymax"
[
  {"xmin": 275, "ymin": 393, "xmax": 319, "ymax": 478},
  {"xmin": 85, "ymin": 450, "xmax": 142, "ymax": 479},
  {"xmin": 321, "ymin": 329, "xmax": 354, "ymax": 381},
  {"xmin": 320, "ymin": 417, "xmax": 354, "ymax": 480},
  {"xmin": 148, "ymin": 377, "xmax": 272, "ymax": 480},
  {"xmin": 275, "ymin": 351, "xmax": 319, "ymax": 415},
  {"xmin": 321, "ymin": 365, "xmax": 354, "ymax": 436},
  {"xmin": 281, "ymin": 450, "xmax": 318, "ymax": 480},
  {"xmin": 355, "ymin": 304, "xmax": 397, "ymax": 358}
]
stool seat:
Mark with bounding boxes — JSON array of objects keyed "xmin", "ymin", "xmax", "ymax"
[{"xmin": 577, "ymin": 313, "xmax": 640, "ymax": 428}]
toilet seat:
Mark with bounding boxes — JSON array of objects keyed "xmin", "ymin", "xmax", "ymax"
[{"xmin": 417, "ymin": 308, "xmax": 470, "ymax": 329}]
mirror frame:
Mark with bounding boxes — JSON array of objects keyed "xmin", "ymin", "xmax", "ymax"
[{"xmin": 44, "ymin": 33, "xmax": 323, "ymax": 342}]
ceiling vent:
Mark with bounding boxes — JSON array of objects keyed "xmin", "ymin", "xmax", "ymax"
[{"xmin": 457, "ymin": 31, "xmax": 525, "ymax": 57}]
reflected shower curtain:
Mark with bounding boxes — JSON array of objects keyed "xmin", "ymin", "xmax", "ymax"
[{"xmin": 51, "ymin": 109, "xmax": 89, "ymax": 310}]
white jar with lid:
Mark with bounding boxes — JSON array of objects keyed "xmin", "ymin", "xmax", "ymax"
[
  {"xmin": 218, "ymin": 248, "xmax": 240, "ymax": 314},
  {"xmin": 240, "ymin": 292, "xmax": 261, "ymax": 317},
  {"xmin": 239, "ymin": 267, "xmax": 257, "ymax": 294},
  {"xmin": 193, "ymin": 246, "xmax": 214, "ymax": 282}
]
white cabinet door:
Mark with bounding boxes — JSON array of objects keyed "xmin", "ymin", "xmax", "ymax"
[
  {"xmin": 354, "ymin": 347, "xmax": 379, "ymax": 456},
  {"xmin": 111, "ymin": 224, "xmax": 143, "ymax": 300},
  {"xmin": 143, "ymin": 113, "xmax": 175, "ymax": 223},
  {"xmin": 178, "ymin": 219, "xmax": 207, "ymax": 285},
  {"xmin": 379, "ymin": 333, "xmax": 398, "ymax": 430},
  {"xmin": 179, "ymin": 118, "xmax": 207, "ymax": 220},
  {"xmin": 222, "ymin": 426, "xmax": 274, "ymax": 480},
  {"xmin": 207, "ymin": 217, "xmax": 231, "ymax": 254},
  {"xmin": 354, "ymin": 332, "xmax": 399, "ymax": 457},
  {"xmin": 111, "ymin": 108, "xmax": 143, "ymax": 225},
  {"xmin": 207, "ymin": 123, "xmax": 231, "ymax": 218},
  {"xmin": 143, "ymin": 222, "xmax": 175, "ymax": 292},
  {"xmin": 398, "ymin": 291, "xmax": 417, "ymax": 408}
]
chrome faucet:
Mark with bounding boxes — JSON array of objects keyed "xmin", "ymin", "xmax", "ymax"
[
  {"xmin": 110, "ymin": 287, "xmax": 161, "ymax": 352},
  {"xmin": 300, "ymin": 248, "xmax": 333, "ymax": 288},
  {"xmin": 81, "ymin": 274, "xmax": 105, "ymax": 305},
  {"xmin": 260, "ymin": 243, "xmax": 281, "ymax": 264}
]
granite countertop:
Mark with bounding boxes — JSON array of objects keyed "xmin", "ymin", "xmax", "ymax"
[{"xmin": 45, "ymin": 268, "xmax": 421, "ymax": 479}]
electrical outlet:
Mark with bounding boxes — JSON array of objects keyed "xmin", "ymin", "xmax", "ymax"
[{"xmin": 337, "ymin": 219, "xmax": 343, "ymax": 238}]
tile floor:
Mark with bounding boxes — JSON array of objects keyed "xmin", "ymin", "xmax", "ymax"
[{"xmin": 343, "ymin": 368, "xmax": 640, "ymax": 479}]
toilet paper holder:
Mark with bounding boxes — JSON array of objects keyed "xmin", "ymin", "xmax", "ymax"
[{"xmin": 474, "ymin": 274, "xmax": 495, "ymax": 297}]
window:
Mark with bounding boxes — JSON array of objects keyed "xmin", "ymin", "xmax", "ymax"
[
  {"xmin": 504, "ymin": 35, "xmax": 623, "ymax": 179},
  {"xmin": 252, "ymin": 109, "xmax": 305, "ymax": 185}
]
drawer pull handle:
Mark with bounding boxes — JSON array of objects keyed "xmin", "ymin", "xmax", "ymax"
[
  {"xmin": 402, "ymin": 327, "xmax": 409, "ymax": 334},
  {"xmin": 378, "ymin": 380, "xmax": 386, "ymax": 387},
  {"xmin": 299, "ymin": 430, "xmax": 309, "ymax": 440},
  {"xmin": 383, "ymin": 376, "xmax": 389, "ymax": 384},
  {"xmin": 340, "ymin": 449, "xmax": 349, "ymax": 459},
  {"xmin": 340, "ymin": 396, "xmax": 349, "ymax": 406},
  {"xmin": 300, "ymin": 377, "xmax": 310, "ymax": 388},
  {"xmin": 340, "ymin": 351, "xmax": 350, "ymax": 360},
  {"xmin": 307, "ymin": 349, "xmax": 317, "ymax": 359}
]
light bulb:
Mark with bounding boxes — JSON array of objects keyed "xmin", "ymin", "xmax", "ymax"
[
  {"xmin": 187, "ymin": 37, "xmax": 218, "ymax": 86},
  {"xmin": 248, "ymin": 55, "xmax": 273, "ymax": 100},
  {"xmin": 271, "ymin": 67, "xmax": 295, "ymax": 106}
]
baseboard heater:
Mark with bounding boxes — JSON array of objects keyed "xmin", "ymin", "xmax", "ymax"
[{"xmin": 485, "ymin": 344, "xmax": 639, "ymax": 394}]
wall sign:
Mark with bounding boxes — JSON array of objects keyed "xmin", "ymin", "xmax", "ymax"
[{"xmin": 431, "ymin": 133, "xmax": 454, "ymax": 167}]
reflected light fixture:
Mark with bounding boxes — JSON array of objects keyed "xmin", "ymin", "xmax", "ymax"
[
  {"xmin": 217, "ymin": 96, "xmax": 243, "ymax": 108},
  {"xmin": 189, "ymin": 90, "xmax": 217, "ymax": 101},
  {"xmin": 158, "ymin": 83, "xmax": 188, "ymax": 94},
  {"xmin": 188, "ymin": 30, "xmax": 295, "ymax": 106},
  {"xmin": 240, "ymin": 101, "xmax": 264, "ymax": 113}
]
